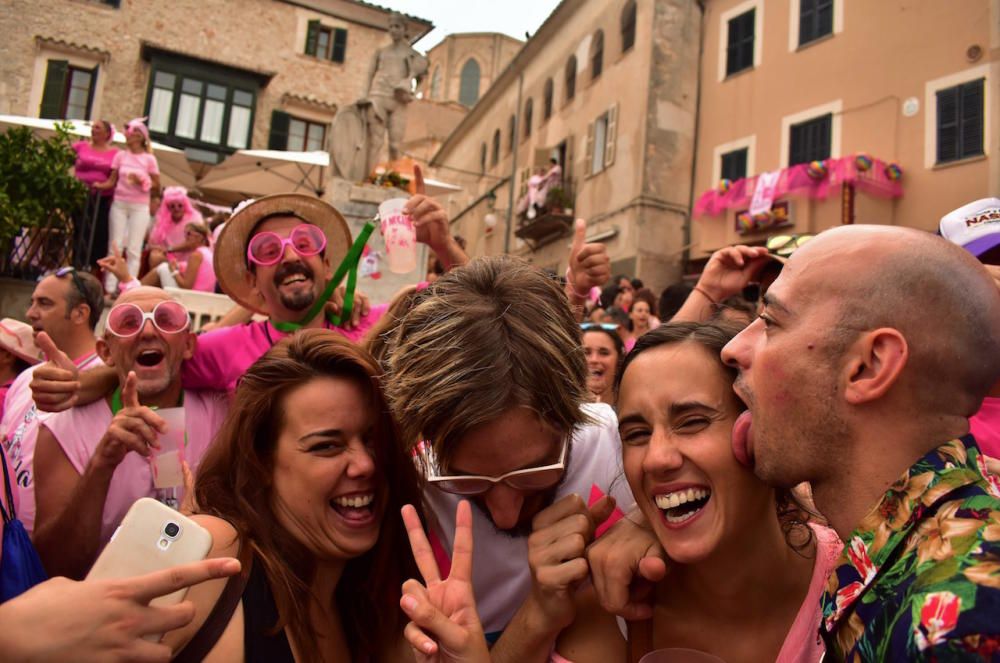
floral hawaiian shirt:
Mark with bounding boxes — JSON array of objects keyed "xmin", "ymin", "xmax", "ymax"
[{"xmin": 819, "ymin": 436, "xmax": 1000, "ymax": 661}]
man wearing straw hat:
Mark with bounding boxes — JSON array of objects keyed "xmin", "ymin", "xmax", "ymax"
[{"xmin": 31, "ymin": 175, "xmax": 462, "ymax": 399}]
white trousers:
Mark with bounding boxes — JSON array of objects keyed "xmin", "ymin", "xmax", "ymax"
[
  {"xmin": 154, "ymin": 261, "xmax": 179, "ymax": 288},
  {"xmin": 106, "ymin": 200, "xmax": 151, "ymax": 293}
]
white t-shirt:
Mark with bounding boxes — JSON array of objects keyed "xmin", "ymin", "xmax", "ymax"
[{"xmin": 423, "ymin": 402, "xmax": 634, "ymax": 641}]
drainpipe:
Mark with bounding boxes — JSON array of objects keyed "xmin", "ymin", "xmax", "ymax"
[
  {"xmin": 684, "ymin": 0, "xmax": 707, "ymax": 273},
  {"xmin": 504, "ymin": 73, "xmax": 523, "ymax": 254}
]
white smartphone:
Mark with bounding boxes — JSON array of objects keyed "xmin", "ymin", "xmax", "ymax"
[{"xmin": 87, "ymin": 498, "xmax": 213, "ymax": 612}]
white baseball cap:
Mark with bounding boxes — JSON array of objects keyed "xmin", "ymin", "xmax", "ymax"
[{"xmin": 939, "ymin": 197, "xmax": 1000, "ymax": 257}]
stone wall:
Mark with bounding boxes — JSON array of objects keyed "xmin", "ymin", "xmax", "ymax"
[{"xmin": 0, "ymin": 0, "xmax": 400, "ymax": 151}]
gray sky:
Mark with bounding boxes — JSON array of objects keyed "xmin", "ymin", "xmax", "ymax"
[{"xmin": 375, "ymin": 0, "xmax": 563, "ymax": 52}]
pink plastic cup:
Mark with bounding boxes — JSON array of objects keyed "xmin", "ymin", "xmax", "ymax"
[{"xmin": 378, "ymin": 198, "xmax": 418, "ymax": 274}]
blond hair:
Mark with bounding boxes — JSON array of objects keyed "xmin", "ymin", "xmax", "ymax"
[{"xmin": 383, "ymin": 256, "xmax": 590, "ymax": 468}]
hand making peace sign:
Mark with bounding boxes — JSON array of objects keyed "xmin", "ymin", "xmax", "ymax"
[{"xmin": 399, "ymin": 501, "xmax": 491, "ymax": 663}]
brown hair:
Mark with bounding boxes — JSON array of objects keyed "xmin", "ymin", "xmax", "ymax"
[
  {"xmin": 195, "ymin": 329, "xmax": 422, "ymax": 661},
  {"xmin": 384, "ymin": 255, "xmax": 591, "ymax": 468},
  {"xmin": 616, "ymin": 321, "xmax": 815, "ymax": 554},
  {"xmin": 632, "ymin": 288, "xmax": 657, "ymax": 316},
  {"xmin": 362, "ymin": 283, "xmax": 425, "ymax": 367}
]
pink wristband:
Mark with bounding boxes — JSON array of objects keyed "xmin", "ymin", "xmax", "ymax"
[{"xmin": 564, "ymin": 268, "xmax": 590, "ymax": 300}]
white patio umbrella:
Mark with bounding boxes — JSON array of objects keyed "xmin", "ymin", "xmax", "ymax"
[
  {"xmin": 197, "ymin": 148, "xmax": 328, "ymax": 198},
  {"xmin": 198, "ymin": 148, "xmax": 464, "ymax": 199},
  {"xmin": 0, "ymin": 114, "xmax": 196, "ymax": 189}
]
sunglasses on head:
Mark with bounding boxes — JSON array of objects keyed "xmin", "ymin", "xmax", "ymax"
[
  {"xmin": 581, "ymin": 322, "xmax": 619, "ymax": 332},
  {"xmin": 246, "ymin": 223, "xmax": 327, "ymax": 266},
  {"xmin": 423, "ymin": 438, "xmax": 569, "ymax": 496},
  {"xmin": 42, "ymin": 266, "xmax": 88, "ymax": 301},
  {"xmin": 765, "ymin": 234, "xmax": 815, "ymax": 257},
  {"xmin": 107, "ymin": 300, "xmax": 190, "ymax": 338}
]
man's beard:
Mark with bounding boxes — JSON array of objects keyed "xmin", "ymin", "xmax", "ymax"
[{"xmin": 275, "ymin": 262, "xmax": 317, "ymax": 312}]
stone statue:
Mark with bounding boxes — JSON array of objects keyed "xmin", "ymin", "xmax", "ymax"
[
  {"xmin": 331, "ymin": 13, "xmax": 427, "ymax": 181},
  {"xmin": 365, "ymin": 13, "xmax": 428, "ymax": 171}
]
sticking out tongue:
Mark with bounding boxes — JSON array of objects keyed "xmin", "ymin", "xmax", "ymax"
[{"xmin": 732, "ymin": 410, "xmax": 755, "ymax": 468}]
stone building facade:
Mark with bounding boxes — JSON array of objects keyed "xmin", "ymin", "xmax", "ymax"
[
  {"xmin": 0, "ymin": 0, "xmax": 431, "ymax": 167},
  {"xmin": 431, "ymin": 0, "xmax": 699, "ymax": 292},
  {"xmin": 690, "ymin": 0, "xmax": 1000, "ymax": 266},
  {"xmin": 422, "ymin": 33, "xmax": 523, "ymax": 108}
]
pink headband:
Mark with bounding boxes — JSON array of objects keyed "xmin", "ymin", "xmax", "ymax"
[{"xmin": 125, "ymin": 117, "xmax": 150, "ymax": 141}]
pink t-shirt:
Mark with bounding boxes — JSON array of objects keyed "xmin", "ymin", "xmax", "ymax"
[
  {"xmin": 42, "ymin": 389, "xmax": 228, "ymax": 544},
  {"xmin": 970, "ymin": 396, "xmax": 1000, "ymax": 459},
  {"xmin": 73, "ymin": 142, "xmax": 119, "ymax": 196},
  {"xmin": 111, "ymin": 150, "xmax": 159, "ymax": 204},
  {"xmin": 189, "ymin": 246, "xmax": 217, "ymax": 292},
  {"xmin": 182, "ymin": 304, "xmax": 388, "ymax": 393},
  {"xmin": 0, "ymin": 352, "xmax": 104, "ymax": 532}
]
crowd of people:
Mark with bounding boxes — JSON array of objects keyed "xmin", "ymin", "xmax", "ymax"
[
  {"xmin": 1, "ymin": 182, "xmax": 1000, "ymax": 662},
  {"xmin": 70, "ymin": 117, "xmax": 223, "ymax": 300}
]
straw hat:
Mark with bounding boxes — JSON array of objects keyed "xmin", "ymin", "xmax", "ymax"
[
  {"xmin": 213, "ymin": 194, "xmax": 352, "ymax": 315},
  {"xmin": 0, "ymin": 319, "xmax": 44, "ymax": 365}
]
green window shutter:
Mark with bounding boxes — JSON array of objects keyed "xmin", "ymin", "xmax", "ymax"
[
  {"xmin": 268, "ymin": 110, "xmax": 291, "ymax": 150},
  {"xmin": 305, "ymin": 20, "xmax": 320, "ymax": 56},
  {"xmin": 39, "ymin": 60, "xmax": 69, "ymax": 119},
  {"xmin": 331, "ymin": 28, "xmax": 348, "ymax": 63}
]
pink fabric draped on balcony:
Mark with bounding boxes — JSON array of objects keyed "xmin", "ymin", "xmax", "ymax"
[{"xmin": 694, "ymin": 155, "xmax": 903, "ymax": 218}]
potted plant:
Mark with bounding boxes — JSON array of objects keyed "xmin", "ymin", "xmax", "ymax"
[{"xmin": 546, "ymin": 186, "xmax": 572, "ymax": 214}]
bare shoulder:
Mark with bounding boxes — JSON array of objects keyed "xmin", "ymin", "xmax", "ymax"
[
  {"xmin": 556, "ymin": 585, "xmax": 626, "ymax": 663},
  {"xmin": 191, "ymin": 514, "xmax": 241, "ymax": 557},
  {"xmin": 160, "ymin": 514, "xmax": 243, "ymax": 653}
]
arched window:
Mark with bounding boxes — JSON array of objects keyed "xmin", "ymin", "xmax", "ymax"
[
  {"xmin": 430, "ymin": 66, "xmax": 442, "ymax": 100},
  {"xmin": 491, "ymin": 129, "xmax": 500, "ymax": 166},
  {"xmin": 458, "ymin": 59, "xmax": 481, "ymax": 107},
  {"xmin": 621, "ymin": 0, "xmax": 637, "ymax": 53},
  {"xmin": 591, "ymin": 30, "xmax": 605, "ymax": 80},
  {"xmin": 543, "ymin": 78, "xmax": 554, "ymax": 120},
  {"xmin": 565, "ymin": 56, "xmax": 577, "ymax": 102},
  {"xmin": 523, "ymin": 98, "xmax": 533, "ymax": 139},
  {"xmin": 507, "ymin": 114, "xmax": 515, "ymax": 153},
  {"xmin": 480, "ymin": 142, "xmax": 487, "ymax": 173}
]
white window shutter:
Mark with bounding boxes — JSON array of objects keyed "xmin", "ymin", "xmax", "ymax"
[{"xmin": 605, "ymin": 103, "xmax": 618, "ymax": 167}]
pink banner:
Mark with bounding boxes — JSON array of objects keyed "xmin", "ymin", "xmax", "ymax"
[{"xmin": 694, "ymin": 155, "xmax": 903, "ymax": 219}]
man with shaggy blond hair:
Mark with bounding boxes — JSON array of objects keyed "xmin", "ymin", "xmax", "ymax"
[{"xmin": 384, "ymin": 255, "xmax": 633, "ymax": 659}]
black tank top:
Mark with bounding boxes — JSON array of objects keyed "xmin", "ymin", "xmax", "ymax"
[{"xmin": 243, "ymin": 555, "xmax": 296, "ymax": 663}]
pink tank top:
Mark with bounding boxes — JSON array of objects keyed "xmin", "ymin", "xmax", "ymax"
[{"xmin": 190, "ymin": 246, "xmax": 217, "ymax": 292}]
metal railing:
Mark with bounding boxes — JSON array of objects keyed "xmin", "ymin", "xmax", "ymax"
[{"xmin": 0, "ymin": 191, "xmax": 98, "ymax": 280}]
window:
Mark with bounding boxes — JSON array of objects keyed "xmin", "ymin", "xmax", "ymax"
[
  {"xmin": 798, "ymin": 0, "xmax": 833, "ymax": 46},
  {"xmin": 586, "ymin": 104, "xmax": 618, "ymax": 175},
  {"xmin": 565, "ymin": 56, "xmax": 577, "ymax": 102},
  {"xmin": 480, "ymin": 142, "xmax": 487, "ymax": 174},
  {"xmin": 430, "ymin": 66, "xmax": 442, "ymax": 100},
  {"xmin": 523, "ymin": 99, "xmax": 533, "ymax": 140},
  {"xmin": 491, "ymin": 129, "xmax": 500, "ymax": 166},
  {"xmin": 305, "ymin": 21, "xmax": 347, "ymax": 63},
  {"xmin": 936, "ymin": 79, "xmax": 985, "ymax": 164},
  {"xmin": 39, "ymin": 61, "xmax": 97, "ymax": 120},
  {"xmin": 591, "ymin": 30, "xmax": 604, "ymax": 80},
  {"xmin": 543, "ymin": 78, "xmax": 553, "ymax": 120},
  {"xmin": 621, "ymin": 1, "xmax": 637, "ymax": 53},
  {"xmin": 788, "ymin": 113, "xmax": 832, "ymax": 166},
  {"xmin": 145, "ymin": 60, "xmax": 257, "ymax": 159},
  {"xmin": 267, "ymin": 111, "xmax": 327, "ymax": 151},
  {"xmin": 720, "ymin": 148, "xmax": 748, "ymax": 181},
  {"xmin": 507, "ymin": 115, "xmax": 515, "ymax": 154},
  {"xmin": 726, "ymin": 9, "xmax": 755, "ymax": 76},
  {"xmin": 459, "ymin": 59, "xmax": 481, "ymax": 107},
  {"xmin": 289, "ymin": 117, "xmax": 327, "ymax": 151}
]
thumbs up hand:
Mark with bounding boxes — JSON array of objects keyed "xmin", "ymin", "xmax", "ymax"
[
  {"xmin": 565, "ymin": 218, "xmax": 610, "ymax": 305},
  {"xmin": 29, "ymin": 332, "xmax": 81, "ymax": 412}
]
